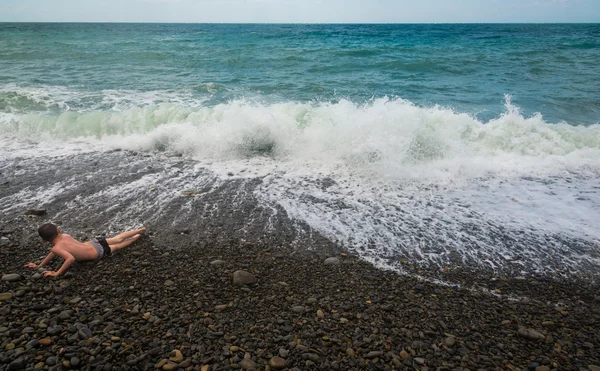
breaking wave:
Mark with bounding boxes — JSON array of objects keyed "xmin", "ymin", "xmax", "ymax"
[{"xmin": 1, "ymin": 91, "xmax": 599, "ymax": 184}]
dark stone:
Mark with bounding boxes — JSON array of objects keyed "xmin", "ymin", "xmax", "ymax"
[
  {"xmin": 25, "ymin": 209, "xmax": 47, "ymax": 216},
  {"xmin": 365, "ymin": 351, "xmax": 383, "ymax": 359},
  {"xmin": 518, "ymin": 328, "xmax": 545, "ymax": 341},
  {"xmin": 232, "ymin": 270, "xmax": 257, "ymax": 287},
  {"xmin": 8, "ymin": 358, "xmax": 24, "ymax": 370},
  {"xmin": 78, "ymin": 327, "xmax": 93, "ymax": 340},
  {"xmin": 71, "ymin": 357, "xmax": 81, "ymax": 367},
  {"xmin": 1, "ymin": 274, "xmax": 22, "ymax": 282},
  {"xmin": 324, "ymin": 257, "xmax": 340, "ymax": 266}
]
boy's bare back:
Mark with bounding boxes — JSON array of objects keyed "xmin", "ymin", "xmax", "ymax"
[{"xmin": 52, "ymin": 234, "xmax": 98, "ymax": 262}]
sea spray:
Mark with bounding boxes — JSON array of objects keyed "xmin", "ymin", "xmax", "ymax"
[{"xmin": 2, "ymin": 96, "xmax": 599, "ymax": 183}]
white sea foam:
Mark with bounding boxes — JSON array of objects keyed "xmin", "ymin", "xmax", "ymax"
[
  {"xmin": 1, "ymin": 92, "xmax": 599, "ymax": 276},
  {"xmin": 1, "ymin": 95, "xmax": 599, "ymax": 180}
]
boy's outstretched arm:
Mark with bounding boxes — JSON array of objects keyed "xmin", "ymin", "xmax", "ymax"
[
  {"xmin": 42, "ymin": 248, "xmax": 75, "ymax": 278},
  {"xmin": 24, "ymin": 252, "xmax": 56, "ymax": 269}
]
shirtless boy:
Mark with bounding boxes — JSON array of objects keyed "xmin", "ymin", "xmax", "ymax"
[{"xmin": 24, "ymin": 223, "xmax": 145, "ymax": 277}]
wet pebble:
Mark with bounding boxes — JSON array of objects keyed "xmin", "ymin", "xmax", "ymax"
[
  {"xmin": 232, "ymin": 270, "xmax": 257, "ymax": 287},
  {"xmin": 269, "ymin": 356, "xmax": 287, "ymax": 369},
  {"xmin": 1, "ymin": 274, "xmax": 22, "ymax": 282},
  {"xmin": 517, "ymin": 328, "xmax": 545, "ymax": 341},
  {"xmin": 324, "ymin": 257, "xmax": 340, "ymax": 265}
]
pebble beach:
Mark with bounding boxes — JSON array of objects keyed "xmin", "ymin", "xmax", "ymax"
[{"xmin": 1, "ymin": 209, "xmax": 599, "ymax": 371}]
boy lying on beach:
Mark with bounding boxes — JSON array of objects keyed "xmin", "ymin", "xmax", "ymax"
[{"xmin": 24, "ymin": 223, "xmax": 145, "ymax": 278}]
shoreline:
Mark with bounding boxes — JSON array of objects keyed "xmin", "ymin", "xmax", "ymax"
[{"xmin": 1, "ymin": 214, "xmax": 599, "ymax": 370}]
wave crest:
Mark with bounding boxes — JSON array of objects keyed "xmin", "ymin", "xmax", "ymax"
[{"xmin": 1, "ymin": 96, "xmax": 599, "ymax": 181}]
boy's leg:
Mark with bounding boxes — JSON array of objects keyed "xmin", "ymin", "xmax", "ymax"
[
  {"xmin": 109, "ymin": 234, "xmax": 142, "ymax": 253},
  {"xmin": 106, "ymin": 227, "xmax": 146, "ymax": 245}
]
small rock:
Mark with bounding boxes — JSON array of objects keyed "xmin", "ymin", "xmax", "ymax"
[
  {"xmin": 22, "ymin": 327, "xmax": 35, "ymax": 333},
  {"xmin": 535, "ymin": 367, "xmax": 550, "ymax": 371},
  {"xmin": 39, "ymin": 339, "xmax": 52, "ymax": 346},
  {"xmin": 346, "ymin": 348, "xmax": 355, "ymax": 357},
  {"xmin": 316, "ymin": 309, "xmax": 324, "ymax": 318},
  {"xmin": 232, "ymin": 270, "xmax": 257, "ymax": 287},
  {"xmin": 163, "ymin": 364, "xmax": 177, "ymax": 371},
  {"xmin": 58, "ymin": 310, "xmax": 73, "ymax": 320},
  {"xmin": 169, "ymin": 349, "xmax": 183, "ymax": 363},
  {"xmin": 210, "ymin": 260, "xmax": 225, "ymax": 267},
  {"xmin": 291, "ymin": 306, "xmax": 304, "ymax": 313},
  {"xmin": 8, "ymin": 358, "xmax": 25, "ymax": 370},
  {"xmin": 239, "ymin": 359, "xmax": 257, "ymax": 369},
  {"xmin": 155, "ymin": 359, "xmax": 167, "ymax": 369},
  {"xmin": 67, "ymin": 297, "xmax": 81, "ymax": 304},
  {"xmin": 25, "ymin": 209, "xmax": 47, "ymax": 216},
  {"xmin": 215, "ymin": 304, "xmax": 229, "ymax": 311},
  {"xmin": 304, "ymin": 353, "xmax": 320, "ymax": 362},
  {"xmin": 164, "ymin": 280, "xmax": 175, "ymax": 286},
  {"xmin": 1, "ymin": 274, "xmax": 22, "ymax": 282},
  {"xmin": 414, "ymin": 357, "xmax": 426, "ymax": 365},
  {"xmin": 323, "ymin": 257, "xmax": 340, "ymax": 265},
  {"xmin": 444, "ymin": 336, "xmax": 456, "ymax": 347},
  {"xmin": 365, "ymin": 351, "xmax": 383, "ymax": 359},
  {"xmin": 71, "ymin": 357, "xmax": 80, "ymax": 367},
  {"xmin": 78, "ymin": 327, "xmax": 92, "ymax": 340},
  {"xmin": 517, "ymin": 328, "xmax": 545, "ymax": 341},
  {"xmin": 269, "ymin": 356, "xmax": 287, "ymax": 369},
  {"xmin": 589, "ymin": 366, "xmax": 600, "ymax": 371},
  {"xmin": 278, "ymin": 348, "xmax": 289, "ymax": 358},
  {"xmin": 399, "ymin": 350, "xmax": 410, "ymax": 359},
  {"xmin": 0, "ymin": 292, "xmax": 13, "ymax": 301}
]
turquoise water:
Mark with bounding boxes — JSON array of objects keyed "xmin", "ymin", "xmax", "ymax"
[{"xmin": 1, "ymin": 23, "xmax": 599, "ymax": 123}]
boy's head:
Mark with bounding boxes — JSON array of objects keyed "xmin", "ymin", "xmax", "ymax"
[{"xmin": 38, "ymin": 223, "xmax": 60, "ymax": 243}]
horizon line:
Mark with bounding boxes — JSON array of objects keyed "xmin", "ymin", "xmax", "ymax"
[{"xmin": 1, "ymin": 21, "xmax": 599, "ymax": 25}]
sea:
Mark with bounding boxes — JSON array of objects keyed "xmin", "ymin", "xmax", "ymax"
[{"xmin": 0, "ymin": 23, "xmax": 599, "ymax": 278}]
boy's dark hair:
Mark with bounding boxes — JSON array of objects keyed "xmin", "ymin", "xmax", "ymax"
[{"xmin": 38, "ymin": 223, "xmax": 59, "ymax": 242}]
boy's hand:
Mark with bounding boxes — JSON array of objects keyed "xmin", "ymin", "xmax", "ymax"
[
  {"xmin": 24, "ymin": 262, "xmax": 39, "ymax": 269},
  {"xmin": 43, "ymin": 271, "xmax": 59, "ymax": 278}
]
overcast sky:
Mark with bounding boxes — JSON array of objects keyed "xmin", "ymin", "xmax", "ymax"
[{"xmin": 1, "ymin": 0, "xmax": 599, "ymax": 23}]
